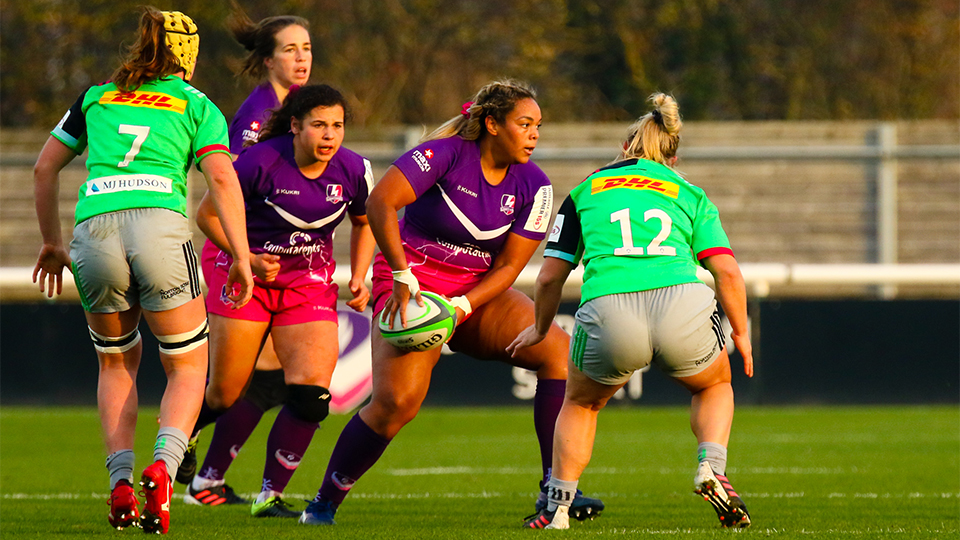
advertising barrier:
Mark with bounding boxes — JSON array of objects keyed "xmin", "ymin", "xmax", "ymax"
[{"xmin": 2, "ymin": 299, "xmax": 957, "ymax": 407}]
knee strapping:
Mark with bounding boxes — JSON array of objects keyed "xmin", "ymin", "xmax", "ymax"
[
  {"xmin": 156, "ymin": 319, "xmax": 208, "ymax": 355},
  {"xmin": 286, "ymin": 384, "xmax": 331, "ymax": 423},
  {"xmin": 89, "ymin": 326, "xmax": 141, "ymax": 354}
]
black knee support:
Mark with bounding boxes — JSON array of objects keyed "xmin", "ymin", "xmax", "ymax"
[
  {"xmin": 286, "ymin": 384, "xmax": 331, "ymax": 423},
  {"xmin": 245, "ymin": 369, "xmax": 288, "ymax": 411}
]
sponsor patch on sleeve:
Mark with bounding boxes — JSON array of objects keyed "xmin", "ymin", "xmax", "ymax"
[
  {"xmin": 523, "ymin": 185, "xmax": 553, "ymax": 234},
  {"xmin": 548, "ymin": 213, "xmax": 564, "ymax": 243}
]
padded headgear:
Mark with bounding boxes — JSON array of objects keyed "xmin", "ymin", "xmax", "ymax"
[{"xmin": 161, "ymin": 11, "xmax": 199, "ymax": 81}]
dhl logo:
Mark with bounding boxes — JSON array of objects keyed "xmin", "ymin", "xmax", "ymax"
[
  {"xmin": 99, "ymin": 91, "xmax": 186, "ymax": 114},
  {"xmin": 590, "ymin": 175, "xmax": 679, "ymax": 198}
]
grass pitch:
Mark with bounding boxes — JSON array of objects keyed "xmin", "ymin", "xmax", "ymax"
[{"xmin": 1, "ymin": 405, "xmax": 957, "ymax": 538}]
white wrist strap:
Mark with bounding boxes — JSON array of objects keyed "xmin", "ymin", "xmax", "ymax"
[
  {"xmin": 391, "ymin": 268, "xmax": 420, "ymax": 294},
  {"xmin": 449, "ymin": 295, "xmax": 472, "ymax": 316}
]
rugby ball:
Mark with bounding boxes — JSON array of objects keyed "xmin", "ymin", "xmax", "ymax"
[{"xmin": 378, "ymin": 292, "xmax": 456, "ymax": 352}]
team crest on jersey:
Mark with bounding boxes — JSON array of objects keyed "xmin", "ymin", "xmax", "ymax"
[
  {"xmin": 500, "ymin": 194, "xmax": 516, "ymax": 215},
  {"xmin": 326, "ymin": 184, "xmax": 344, "ymax": 204},
  {"xmin": 590, "ymin": 175, "xmax": 679, "ymax": 199},
  {"xmin": 99, "ymin": 91, "xmax": 186, "ymax": 114},
  {"xmin": 250, "ymin": 120, "xmax": 261, "ymax": 131}
]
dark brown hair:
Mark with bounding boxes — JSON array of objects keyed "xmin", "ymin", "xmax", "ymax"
[
  {"xmin": 228, "ymin": 1, "xmax": 309, "ymax": 80},
  {"xmin": 111, "ymin": 6, "xmax": 186, "ymax": 92}
]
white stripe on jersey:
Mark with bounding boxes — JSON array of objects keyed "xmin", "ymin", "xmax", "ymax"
[
  {"xmin": 264, "ymin": 198, "xmax": 346, "ymax": 230},
  {"xmin": 437, "ymin": 185, "xmax": 511, "ymax": 241}
]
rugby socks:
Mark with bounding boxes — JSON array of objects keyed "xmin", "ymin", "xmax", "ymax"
[
  {"xmin": 698, "ymin": 441, "xmax": 728, "ymax": 474},
  {"xmin": 534, "ymin": 378, "xmax": 566, "ymax": 481},
  {"xmin": 192, "ymin": 398, "xmax": 222, "ymax": 436},
  {"xmin": 316, "ymin": 414, "xmax": 390, "ymax": 505},
  {"xmin": 261, "ymin": 405, "xmax": 317, "ymax": 493},
  {"xmin": 198, "ymin": 398, "xmax": 265, "ymax": 482},
  {"xmin": 106, "ymin": 449, "xmax": 136, "ymax": 489},
  {"xmin": 546, "ymin": 477, "xmax": 579, "ymax": 512},
  {"xmin": 154, "ymin": 427, "xmax": 189, "ymax": 475}
]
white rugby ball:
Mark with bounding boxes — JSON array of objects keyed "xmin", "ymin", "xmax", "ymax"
[{"xmin": 378, "ymin": 292, "xmax": 456, "ymax": 352}]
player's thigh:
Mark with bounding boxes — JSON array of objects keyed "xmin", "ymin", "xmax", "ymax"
[
  {"xmin": 565, "ymin": 359, "xmax": 626, "ymax": 410},
  {"xmin": 255, "ymin": 334, "xmax": 282, "ymax": 371},
  {"xmin": 270, "ymin": 320, "xmax": 339, "ymax": 387},
  {"xmin": 450, "ymin": 288, "xmax": 569, "ymax": 373},
  {"xmin": 206, "ymin": 313, "xmax": 269, "ymax": 395},
  {"xmin": 367, "ymin": 324, "xmax": 442, "ymax": 418}
]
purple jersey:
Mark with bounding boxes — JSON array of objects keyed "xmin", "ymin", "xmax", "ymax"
[
  {"xmin": 393, "ymin": 136, "xmax": 553, "ymax": 271},
  {"xmin": 216, "ymin": 133, "xmax": 374, "ymax": 289},
  {"xmin": 228, "ymin": 83, "xmax": 279, "ymax": 155}
]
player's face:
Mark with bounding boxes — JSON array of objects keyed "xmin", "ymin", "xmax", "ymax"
[
  {"xmin": 264, "ymin": 24, "xmax": 311, "ymax": 89},
  {"xmin": 491, "ymin": 98, "xmax": 541, "ymax": 165},
  {"xmin": 292, "ymin": 105, "xmax": 345, "ymax": 166}
]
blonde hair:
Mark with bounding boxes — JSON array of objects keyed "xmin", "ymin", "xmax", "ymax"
[
  {"xmin": 423, "ymin": 79, "xmax": 537, "ymax": 142},
  {"xmin": 618, "ymin": 93, "xmax": 682, "ymax": 166}
]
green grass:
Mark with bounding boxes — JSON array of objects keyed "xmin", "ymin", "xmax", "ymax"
[{"xmin": 1, "ymin": 405, "xmax": 957, "ymax": 538}]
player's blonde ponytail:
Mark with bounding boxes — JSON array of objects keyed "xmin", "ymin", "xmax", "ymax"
[{"xmin": 619, "ymin": 93, "xmax": 682, "ymax": 167}]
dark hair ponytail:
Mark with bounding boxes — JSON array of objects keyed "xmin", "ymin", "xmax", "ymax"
[{"xmin": 227, "ymin": 0, "xmax": 309, "ymax": 80}]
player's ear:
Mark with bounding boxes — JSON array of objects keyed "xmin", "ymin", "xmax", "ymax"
[
  {"xmin": 290, "ymin": 116, "xmax": 300, "ymax": 135},
  {"xmin": 484, "ymin": 115, "xmax": 498, "ymax": 137}
]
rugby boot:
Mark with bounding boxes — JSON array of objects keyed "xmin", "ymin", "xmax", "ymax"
[
  {"xmin": 694, "ymin": 461, "xmax": 751, "ymax": 528},
  {"xmin": 523, "ymin": 505, "xmax": 570, "ymax": 529},
  {"xmin": 299, "ymin": 498, "xmax": 338, "ymax": 525},
  {"xmin": 107, "ymin": 480, "xmax": 141, "ymax": 530},
  {"xmin": 185, "ymin": 481, "xmax": 248, "ymax": 506},
  {"xmin": 139, "ymin": 460, "xmax": 172, "ymax": 534}
]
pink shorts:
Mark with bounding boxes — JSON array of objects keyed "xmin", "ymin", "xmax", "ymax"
[
  {"xmin": 203, "ymin": 241, "xmax": 338, "ymax": 326},
  {"xmin": 372, "ymin": 243, "xmax": 485, "ymax": 315}
]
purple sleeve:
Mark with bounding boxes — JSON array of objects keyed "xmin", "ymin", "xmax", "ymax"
[
  {"xmin": 347, "ymin": 156, "xmax": 374, "ymax": 217},
  {"xmin": 392, "ymin": 138, "xmax": 459, "ymax": 198},
  {"xmin": 232, "ymin": 145, "xmax": 266, "ymax": 200},
  {"xmin": 509, "ymin": 167, "xmax": 554, "ymax": 240}
]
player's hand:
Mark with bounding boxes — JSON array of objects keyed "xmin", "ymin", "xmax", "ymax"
[
  {"xmin": 732, "ymin": 331, "xmax": 754, "ymax": 377},
  {"xmin": 506, "ymin": 324, "xmax": 547, "ymax": 357},
  {"xmin": 383, "ymin": 280, "xmax": 421, "ymax": 329},
  {"xmin": 346, "ymin": 276, "xmax": 370, "ymax": 312},
  {"xmin": 32, "ymin": 244, "xmax": 72, "ymax": 298},
  {"xmin": 251, "ymin": 253, "xmax": 281, "ymax": 282},
  {"xmin": 226, "ymin": 258, "xmax": 254, "ymax": 309}
]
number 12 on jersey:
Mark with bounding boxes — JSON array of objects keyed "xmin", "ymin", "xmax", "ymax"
[{"xmin": 610, "ymin": 208, "xmax": 677, "ymax": 256}]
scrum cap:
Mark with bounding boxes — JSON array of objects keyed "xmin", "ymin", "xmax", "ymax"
[{"xmin": 162, "ymin": 11, "xmax": 199, "ymax": 81}]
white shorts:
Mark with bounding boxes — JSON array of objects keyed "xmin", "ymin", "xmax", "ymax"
[
  {"xmin": 70, "ymin": 208, "xmax": 201, "ymax": 313},
  {"xmin": 570, "ymin": 282, "xmax": 724, "ymax": 385}
]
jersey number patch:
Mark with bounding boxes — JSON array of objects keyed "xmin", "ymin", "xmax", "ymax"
[
  {"xmin": 117, "ymin": 124, "xmax": 151, "ymax": 168},
  {"xmin": 610, "ymin": 208, "xmax": 677, "ymax": 256}
]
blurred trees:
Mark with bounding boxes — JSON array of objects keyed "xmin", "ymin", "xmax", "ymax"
[{"xmin": 1, "ymin": 0, "xmax": 957, "ymax": 128}]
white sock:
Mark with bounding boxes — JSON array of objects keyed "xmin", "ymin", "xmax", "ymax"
[
  {"xmin": 546, "ymin": 477, "xmax": 579, "ymax": 512},
  {"xmin": 191, "ymin": 476, "xmax": 224, "ymax": 491},
  {"xmin": 256, "ymin": 490, "xmax": 282, "ymax": 504}
]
